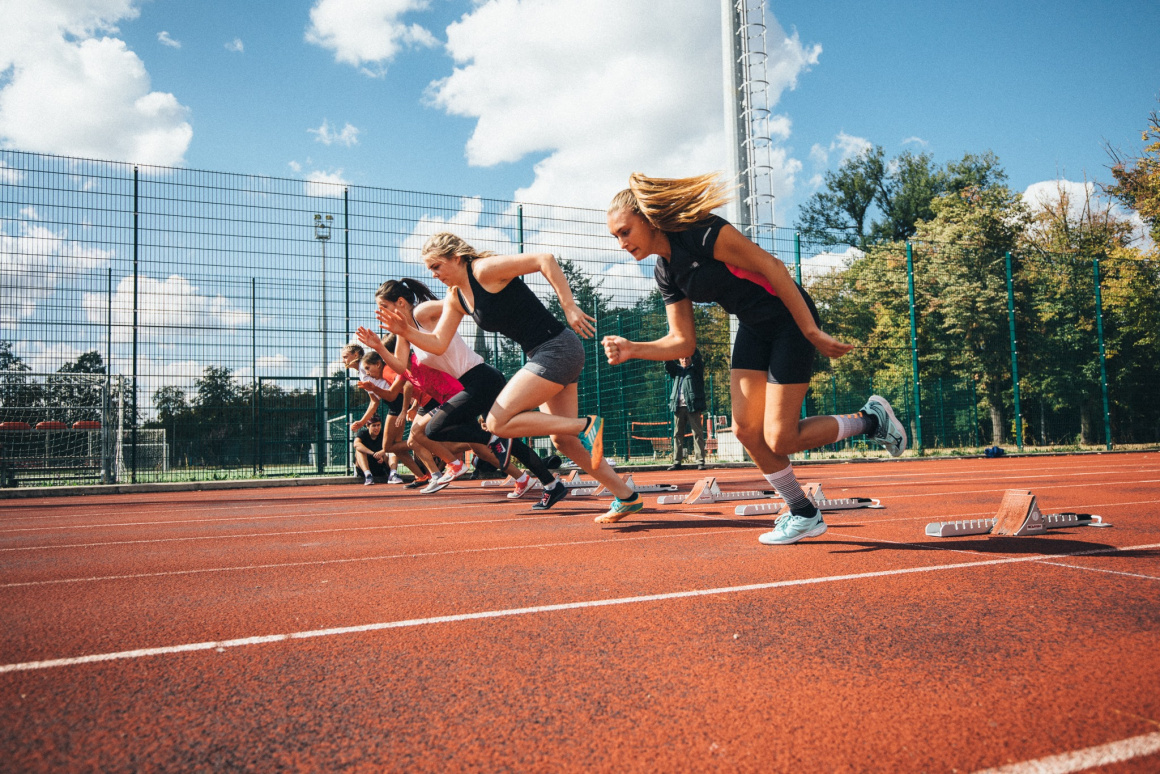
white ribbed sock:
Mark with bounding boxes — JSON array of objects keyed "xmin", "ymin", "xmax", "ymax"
[
  {"xmin": 834, "ymin": 412, "xmax": 875, "ymax": 442},
  {"xmin": 763, "ymin": 465, "xmax": 814, "ymax": 514}
]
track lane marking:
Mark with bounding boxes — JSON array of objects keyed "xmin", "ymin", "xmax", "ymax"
[
  {"xmin": 3, "ymin": 541, "xmax": 1158, "ymax": 674},
  {"xmin": 972, "ymin": 731, "xmax": 1160, "ymax": 773},
  {"xmin": 1035, "ymin": 561, "xmax": 1160, "ymax": 582}
]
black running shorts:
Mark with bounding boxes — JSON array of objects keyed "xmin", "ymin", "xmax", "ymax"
[{"xmin": 730, "ymin": 285, "xmax": 821, "ymax": 385}]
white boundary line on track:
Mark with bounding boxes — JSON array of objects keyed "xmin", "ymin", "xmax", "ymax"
[
  {"xmin": 0, "ymin": 528, "xmax": 738, "ymax": 588},
  {"xmin": 6, "ymin": 495, "xmax": 1160, "ymax": 554},
  {"xmin": 3, "ymin": 541, "xmax": 1158, "ymax": 675},
  {"xmin": 1034, "ymin": 561, "xmax": 1160, "ymax": 582},
  {"xmin": 972, "ymin": 731, "xmax": 1160, "ymax": 773}
]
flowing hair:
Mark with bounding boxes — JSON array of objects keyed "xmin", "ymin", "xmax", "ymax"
[
  {"xmin": 375, "ymin": 278, "xmax": 438, "ymax": 306},
  {"xmin": 608, "ymin": 172, "xmax": 734, "ymax": 232},
  {"xmin": 421, "ymin": 232, "xmax": 497, "ymax": 263}
]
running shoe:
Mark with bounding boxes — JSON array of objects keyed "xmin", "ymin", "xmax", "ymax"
[
  {"xmin": 758, "ymin": 508, "xmax": 827, "ymax": 545},
  {"xmin": 579, "ymin": 415, "xmax": 604, "ymax": 468},
  {"xmin": 434, "ymin": 458, "xmax": 468, "ymax": 484},
  {"xmin": 421, "ymin": 476, "xmax": 452, "ymax": 494},
  {"xmin": 507, "ymin": 474, "xmax": 535, "ymax": 499},
  {"xmin": 363, "ymin": 474, "xmax": 375, "ymax": 486},
  {"xmin": 387, "ymin": 471, "xmax": 404, "ymax": 485},
  {"xmin": 595, "ymin": 494, "xmax": 643, "ymax": 524},
  {"xmin": 861, "ymin": 394, "xmax": 907, "ymax": 457},
  {"xmin": 531, "ymin": 481, "xmax": 569, "ymax": 510},
  {"xmin": 487, "ymin": 437, "xmax": 512, "ymax": 472},
  {"xmin": 404, "ymin": 475, "xmax": 431, "ymax": 489}
]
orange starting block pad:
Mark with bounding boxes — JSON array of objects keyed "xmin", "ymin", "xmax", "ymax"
[
  {"xmin": 733, "ymin": 484, "xmax": 882, "ymax": 516},
  {"xmin": 925, "ymin": 489, "xmax": 1111, "ymax": 537}
]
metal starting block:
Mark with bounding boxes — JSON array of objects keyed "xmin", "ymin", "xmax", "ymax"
[
  {"xmin": 656, "ymin": 476, "xmax": 778, "ymax": 505},
  {"xmin": 733, "ymin": 484, "xmax": 882, "ymax": 516},
  {"xmin": 482, "ymin": 469, "xmax": 589, "ymax": 491},
  {"xmin": 925, "ymin": 489, "xmax": 1111, "ymax": 537},
  {"xmin": 568, "ymin": 474, "xmax": 679, "ymax": 498}
]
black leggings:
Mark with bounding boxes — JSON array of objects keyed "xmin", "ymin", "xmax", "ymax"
[{"xmin": 425, "ymin": 364, "xmax": 554, "ymax": 484}]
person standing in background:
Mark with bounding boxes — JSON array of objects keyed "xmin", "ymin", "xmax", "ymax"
[{"xmin": 666, "ymin": 348, "xmax": 707, "ymax": 471}]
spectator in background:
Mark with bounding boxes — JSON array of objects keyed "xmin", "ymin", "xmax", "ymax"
[
  {"xmin": 353, "ymin": 417, "xmax": 389, "ymax": 485},
  {"xmin": 665, "ymin": 347, "xmax": 707, "ymax": 470}
]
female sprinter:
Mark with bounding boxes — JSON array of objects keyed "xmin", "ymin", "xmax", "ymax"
[
  {"xmin": 359, "ymin": 282, "xmax": 557, "ymax": 501},
  {"xmin": 603, "ymin": 173, "xmax": 905, "ymax": 543},
  {"xmin": 378, "ymin": 234, "xmax": 642, "ymax": 522}
]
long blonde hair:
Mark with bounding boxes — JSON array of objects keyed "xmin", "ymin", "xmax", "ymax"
[
  {"xmin": 608, "ymin": 172, "xmax": 734, "ymax": 232},
  {"xmin": 421, "ymin": 232, "xmax": 497, "ymax": 262}
]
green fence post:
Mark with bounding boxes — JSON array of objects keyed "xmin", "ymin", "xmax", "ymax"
[
  {"xmin": 257, "ymin": 379, "xmax": 264, "ymax": 473},
  {"xmin": 316, "ymin": 377, "xmax": 325, "ymax": 475},
  {"xmin": 1093, "ymin": 254, "xmax": 1112, "ymax": 450},
  {"xmin": 906, "ymin": 242, "xmax": 922, "ymax": 453},
  {"xmin": 131, "ymin": 165, "xmax": 139, "ymax": 483},
  {"xmin": 1004, "ymin": 251, "xmax": 1023, "ymax": 450},
  {"xmin": 251, "ymin": 278, "xmax": 257, "ymax": 476},
  {"xmin": 970, "ymin": 376, "xmax": 980, "ymax": 448},
  {"xmin": 343, "ymin": 189, "xmax": 351, "ymax": 474}
]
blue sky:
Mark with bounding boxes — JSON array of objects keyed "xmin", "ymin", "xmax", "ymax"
[{"xmin": 4, "ymin": 0, "xmax": 1158, "ymax": 227}]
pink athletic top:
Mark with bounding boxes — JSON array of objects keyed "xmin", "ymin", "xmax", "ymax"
[
  {"xmin": 405, "ymin": 353, "xmax": 462, "ymax": 405},
  {"xmin": 726, "ymin": 265, "xmax": 777, "ymax": 295}
]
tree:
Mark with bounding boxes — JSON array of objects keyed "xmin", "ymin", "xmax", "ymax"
[
  {"xmin": 51, "ymin": 351, "xmax": 107, "ymax": 425},
  {"xmin": 1106, "ymin": 104, "xmax": 1160, "ymax": 249},
  {"xmin": 797, "ymin": 146, "xmax": 885, "ymax": 249}
]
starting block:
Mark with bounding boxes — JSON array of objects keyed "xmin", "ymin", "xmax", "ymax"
[
  {"xmin": 733, "ymin": 484, "xmax": 882, "ymax": 516},
  {"xmin": 656, "ymin": 476, "xmax": 803, "ymax": 506},
  {"xmin": 568, "ymin": 474, "xmax": 680, "ymax": 498},
  {"xmin": 925, "ymin": 489, "xmax": 1111, "ymax": 537},
  {"xmin": 482, "ymin": 469, "xmax": 590, "ymax": 491}
]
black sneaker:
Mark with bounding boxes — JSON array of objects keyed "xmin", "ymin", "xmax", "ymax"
[
  {"xmin": 532, "ymin": 481, "xmax": 568, "ymax": 510},
  {"xmin": 667, "ymin": 462, "xmax": 683, "ymax": 471},
  {"xmin": 405, "ymin": 477, "xmax": 431, "ymax": 489},
  {"xmin": 488, "ymin": 438, "xmax": 512, "ymax": 471}
]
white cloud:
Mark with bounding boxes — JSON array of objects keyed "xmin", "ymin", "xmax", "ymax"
[
  {"xmin": 0, "ymin": 160, "xmax": 23, "ymax": 184},
  {"xmin": 832, "ymin": 132, "xmax": 872, "ymax": 162},
  {"xmin": 305, "ymin": 169, "xmax": 349, "ymax": 197},
  {"xmin": 305, "ymin": 0, "xmax": 436, "ymax": 77},
  {"xmin": 0, "ymin": 220, "xmax": 115, "ymax": 327},
  {"xmin": 426, "ymin": 0, "xmax": 818, "ymax": 211},
  {"xmin": 82, "ymin": 274, "xmax": 251, "ymax": 342},
  {"xmin": 156, "ymin": 30, "xmax": 180, "ymax": 48},
  {"xmin": 308, "ymin": 120, "xmax": 360, "ymax": 147},
  {"xmin": 0, "ymin": 0, "xmax": 192, "ymax": 165},
  {"xmin": 288, "ymin": 160, "xmax": 302, "ymax": 173},
  {"xmin": 225, "ymin": 38, "xmax": 244, "ymax": 53},
  {"xmin": 256, "ymin": 354, "xmax": 291, "ymax": 371},
  {"xmin": 602, "ymin": 258, "xmax": 656, "ymax": 307},
  {"xmin": 399, "ymin": 197, "xmax": 516, "ymax": 266},
  {"xmin": 1022, "ymin": 179, "xmax": 1096, "ymax": 220},
  {"xmin": 901, "ymin": 136, "xmax": 929, "ymax": 148}
]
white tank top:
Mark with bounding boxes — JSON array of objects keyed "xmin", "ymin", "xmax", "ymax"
[{"xmin": 412, "ymin": 320, "xmax": 483, "ymax": 379}]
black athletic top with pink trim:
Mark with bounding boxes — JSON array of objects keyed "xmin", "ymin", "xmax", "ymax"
[
  {"xmin": 654, "ymin": 215, "xmax": 791, "ymax": 328},
  {"xmin": 456, "ymin": 262, "xmax": 566, "ymax": 354}
]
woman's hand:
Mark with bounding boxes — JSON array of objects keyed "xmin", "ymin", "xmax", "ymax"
[
  {"xmin": 375, "ymin": 307, "xmax": 412, "ymax": 336},
  {"xmin": 806, "ymin": 327, "xmax": 855, "ymax": 359},
  {"xmin": 356, "ymin": 326, "xmax": 386, "ymax": 353},
  {"xmin": 601, "ymin": 335, "xmax": 635, "ymax": 365},
  {"xmin": 564, "ymin": 303, "xmax": 597, "ymax": 339},
  {"xmin": 394, "ymin": 413, "xmax": 406, "ymax": 430},
  {"xmin": 350, "ymin": 418, "xmax": 366, "ymax": 432},
  {"xmin": 356, "ymin": 380, "xmax": 374, "ymax": 392}
]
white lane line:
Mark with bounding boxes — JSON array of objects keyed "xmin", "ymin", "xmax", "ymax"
[
  {"xmin": 972, "ymin": 731, "xmax": 1160, "ymax": 773},
  {"xmin": 1035, "ymin": 561, "xmax": 1160, "ymax": 582},
  {"xmin": 4, "ymin": 541, "xmax": 1158, "ymax": 675},
  {"xmin": 0, "ymin": 528, "xmax": 737, "ymax": 589},
  {"xmin": 0, "ymin": 510, "xmax": 587, "ymax": 552}
]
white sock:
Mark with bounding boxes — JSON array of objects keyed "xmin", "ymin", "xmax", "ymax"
[{"xmin": 834, "ymin": 412, "xmax": 874, "ymax": 442}]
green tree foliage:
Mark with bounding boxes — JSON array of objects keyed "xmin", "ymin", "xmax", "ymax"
[{"xmin": 1106, "ymin": 105, "xmax": 1160, "ymax": 248}]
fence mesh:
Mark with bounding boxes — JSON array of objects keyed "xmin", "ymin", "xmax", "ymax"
[{"xmin": 2, "ymin": 149, "xmax": 1157, "ymax": 485}]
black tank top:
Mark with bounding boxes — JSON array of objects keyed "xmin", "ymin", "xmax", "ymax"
[{"xmin": 456, "ymin": 262, "xmax": 566, "ymax": 354}]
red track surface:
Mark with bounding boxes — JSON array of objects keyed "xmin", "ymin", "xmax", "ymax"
[{"xmin": 2, "ymin": 453, "xmax": 1159, "ymax": 772}]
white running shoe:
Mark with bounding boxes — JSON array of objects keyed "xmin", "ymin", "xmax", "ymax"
[
  {"xmin": 862, "ymin": 394, "xmax": 907, "ymax": 457},
  {"xmin": 387, "ymin": 471, "xmax": 404, "ymax": 485}
]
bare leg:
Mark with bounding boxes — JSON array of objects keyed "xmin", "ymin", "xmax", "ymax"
[
  {"xmin": 541, "ymin": 384, "xmax": 633, "ymax": 500},
  {"xmin": 485, "ymin": 370, "xmax": 590, "ymax": 439}
]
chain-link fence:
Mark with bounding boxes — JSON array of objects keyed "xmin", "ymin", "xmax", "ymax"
[{"xmin": 2, "ymin": 149, "xmax": 1157, "ymax": 485}]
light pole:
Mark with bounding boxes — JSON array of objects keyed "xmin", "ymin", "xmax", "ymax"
[{"xmin": 314, "ymin": 214, "xmax": 332, "ymax": 469}]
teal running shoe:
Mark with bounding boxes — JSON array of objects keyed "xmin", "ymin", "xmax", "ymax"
[
  {"xmin": 595, "ymin": 494, "xmax": 643, "ymax": 523},
  {"xmin": 579, "ymin": 415, "xmax": 604, "ymax": 468},
  {"xmin": 758, "ymin": 508, "xmax": 827, "ymax": 545}
]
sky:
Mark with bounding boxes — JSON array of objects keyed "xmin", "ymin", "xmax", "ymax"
[{"xmin": 3, "ymin": 0, "xmax": 1158, "ymax": 227}]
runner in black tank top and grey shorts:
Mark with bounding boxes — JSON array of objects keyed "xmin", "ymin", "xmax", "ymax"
[{"xmin": 377, "ymin": 232, "xmax": 642, "ymax": 520}]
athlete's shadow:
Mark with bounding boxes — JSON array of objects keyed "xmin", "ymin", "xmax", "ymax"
[{"xmin": 815, "ymin": 524, "xmax": 1146, "ymax": 557}]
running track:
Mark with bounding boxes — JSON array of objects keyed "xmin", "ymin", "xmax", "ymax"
[{"xmin": 2, "ymin": 453, "xmax": 1159, "ymax": 772}]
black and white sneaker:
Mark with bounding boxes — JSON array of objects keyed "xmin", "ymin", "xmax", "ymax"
[
  {"xmin": 487, "ymin": 437, "xmax": 512, "ymax": 472},
  {"xmin": 531, "ymin": 481, "xmax": 568, "ymax": 510}
]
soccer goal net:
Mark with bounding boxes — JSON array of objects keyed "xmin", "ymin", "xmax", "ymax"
[{"xmin": 0, "ymin": 371, "xmax": 136, "ymax": 486}]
